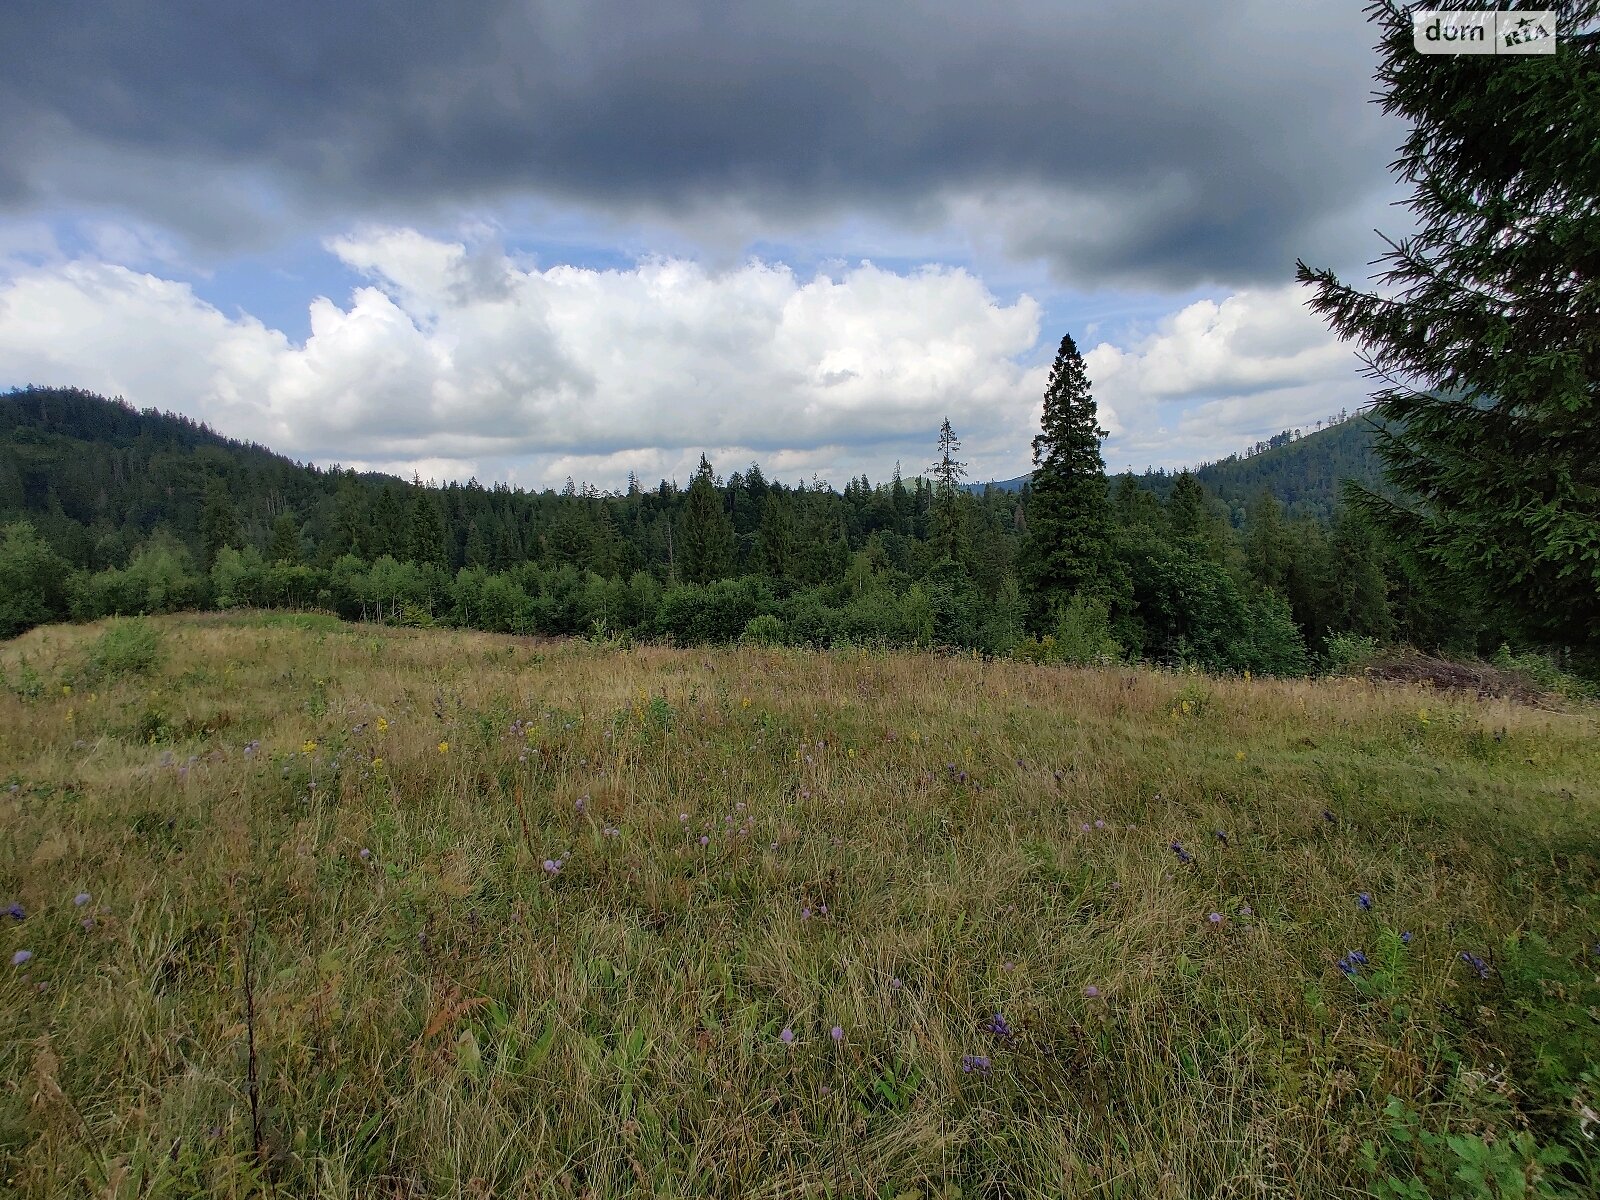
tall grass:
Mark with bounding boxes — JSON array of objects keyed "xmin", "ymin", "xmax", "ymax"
[{"xmin": 2, "ymin": 612, "xmax": 1597, "ymax": 1198}]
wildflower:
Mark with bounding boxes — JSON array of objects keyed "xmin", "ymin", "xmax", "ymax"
[
  {"xmin": 73, "ymin": 892, "xmax": 91, "ymax": 906},
  {"xmin": 371, "ymin": 757, "xmax": 383, "ymax": 768},
  {"xmin": 1239, "ymin": 904, "xmax": 1253, "ymax": 917},
  {"xmin": 1348, "ymin": 950, "xmax": 1369, "ymax": 966},
  {"xmin": 603, "ymin": 825, "xmax": 620, "ymax": 838},
  {"xmin": 679, "ymin": 813, "xmax": 689, "ymax": 822},
  {"xmin": 301, "ymin": 740, "xmax": 317, "ymax": 755},
  {"xmin": 1214, "ymin": 830, "xmax": 1229, "ymax": 846},
  {"xmin": 4, "ymin": 902, "xmax": 23, "ymax": 921},
  {"xmin": 1337, "ymin": 958, "xmax": 1357, "ymax": 978},
  {"xmin": 542, "ymin": 859, "xmax": 563, "ymax": 875},
  {"xmin": 1459, "ymin": 951, "xmax": 1490, "ymax": 980},
  {"xmin": 575, "ymin": 796, "xmax": 586, "ymax": 812},
  {"xmin": 438, "ymin": 741, "xmax": 449, "ymax": 754},
  {"xmin": 1001, "ymin": 960, "xmax": 1015, "ymax": 972},
  {"xmin": 1207, "ymin": 912, "xmax": 1223, "ymax": 925},
  {"xmin": 81, "ymin": 918, "xmax": 94, "ymax": 930},
  {"xmin": 1356, "ymin": 892, "xmax": 1372, "ymax": 911},
  {"xmin": 698, "ymin": 835, "xmax": 709, "ymax": 847},
  {"xmin": 801, "ymin": 907, "xmax": 812, "ymax": 919},
  {"xmin": 1400, "ymin": 931, "xmax": 1413, "ymax": 945},
  {"xmin": 243, "ymin": 740, "xmax": 260, "ymax": 757},
  {"xmin": 1080, "ymin": 823, "xmax": 1091, "ymax": 833},
  {"xmin": 980, "ymin": 1013, "xmax": 1014, "ymax": 1041},
  {"xmin": 1235, "ymin": 751, "xmax": 1246, "ymax": 762},
  {"xmin": 831, "ymin": 1025, "xmax": 844, "ymax": 1042},
  {"xmin": 11, "ymin": 949, "xmax": 32, "ymax": 966},
  {"xmin": 359, "ymin": 848, "xmax": 372, "ymax": 861},
  {"xmin": 1094, "ymin": 819, "xmax": 1106, "ymax": 829},
  {"xmin": 1170, "ymin": 841, "xmax": 1193, "ymax": 865},
  {"xmin": 1322, "ymin": 810, "xmax": 1336, "ymax": 824},
  {"xmin": 1083, "ymin": 985, "xmax": 1101, "ymax": 999},
  {"xmin": 890, "ymin": 977, "xmax": 903, "ymax": 990},
  {"xmin": 779, "ymin": 1027, "xmax": 795, "ymax": 1044},
  {"xmin": 961, "ymin": 1054, "xmax": 992, "ymax": 1075},
  {"xmin": 377, "ymin": 717, "xmax": 389, "ymax": 733}
]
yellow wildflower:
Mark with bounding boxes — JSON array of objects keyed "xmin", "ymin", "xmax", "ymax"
[
  {"xmin": 438, "ymin": 741, "xmax": 450, "ymax": 754},
  {"xmin": 302, "ymin": 739, "xmax": 317, "ymax": 754},
  {"xmin": 376, "ymin": 717, "xmax": 389, "ymax": 733}
]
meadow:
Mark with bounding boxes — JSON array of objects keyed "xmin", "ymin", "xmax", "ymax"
[{"xmin": 2, "ymin": 613, "xmax": 1598, "ymax": 1198}]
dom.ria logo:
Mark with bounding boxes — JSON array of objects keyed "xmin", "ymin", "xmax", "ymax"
[{"xmin": 1413, "ymin": 9, "xmax": 1557, "ymax": 55}]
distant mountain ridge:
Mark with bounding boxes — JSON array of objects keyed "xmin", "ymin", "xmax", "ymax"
[{"xmin": 967, "ymin": 414, "xmax": 1388, "ymax": 523}]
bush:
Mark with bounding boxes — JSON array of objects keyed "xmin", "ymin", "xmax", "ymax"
[
  {"xmin": 0, "ymin": 521, "xmax": 71, "ymax": 638},
  {"xmin": 84, "ymin": 618, "xmax": 163, "ymax": 681},
  {"xmin": 1322, "ymin": 631, "xmax": 1380, "ymax": 676},
  {"xmin": 740, "ymin": 613, "xmax": 787, "ymax": 646}
]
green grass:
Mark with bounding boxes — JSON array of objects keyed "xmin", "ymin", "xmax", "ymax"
[{"xmin": 2, "ymin": 614, "xmax": 1598, "ymax": 1198}]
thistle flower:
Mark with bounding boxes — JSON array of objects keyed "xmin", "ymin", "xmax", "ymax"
[{"xmin": 698, "ymin": 835, "xmax": 709, "ymax": 847}]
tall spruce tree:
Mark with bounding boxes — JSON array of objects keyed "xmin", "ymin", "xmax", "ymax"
[
  {"xmin": 680, "ymin": 455, "xmax": 736, "ymax": 584},
  {"xmin": 929, "ymin": 418, "xmax": 969, "ymax": 562},
  {"xmin": 1020, "ymin": 333, "xmax": 1111, "ymax": 622},
  {"xmin": 1297, "ymin": 1, "xmax": 1600, "ymax": 657}
]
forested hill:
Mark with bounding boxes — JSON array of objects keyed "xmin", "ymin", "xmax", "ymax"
[
  {"xmin": 0, "ymin": 386, "xmax": 403, "ymax": 570},
  {"xmin": 972, "ymin": 415, "xmax": 1389, "ymax": 524}
]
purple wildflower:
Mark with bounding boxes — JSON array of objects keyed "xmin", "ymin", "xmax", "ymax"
[
  {"xmin": 801, "ymin": 907, "xmax": 812, "ymax": 919},
  {"xmin": 11, "ymin": 949, "xmax": 32, "ymax": 966},
  {"xmin": 5, "ymin": 902, "xmax": 24, "ymax": 921},
  {"xmin": 1357, "ymin": 892, "xmax": 1372, "ymax": 912},
  {"xmin": 73, "ymin": 892, "xmax": 91, "ymax": 906},
  {"xmin": 1083, "ymin": 985, "xmax": 1101, "ymax": 999},
  {"xmin": 779, "ymin": 1027, "xmax": 795, "ymax": 1044},
  {"xmin": 961, "ymin": 1054, "xmax": 992, "ymax": 1075},
  {"xmin": 359, "ymin": 848, "xmax": 372, "ymax": 861},
  {"xmin": 831, "ymin": 1025, "xmax": 844, "ymax": 1042},
  {"xmin": 1239, "ymin": 904, "xmax": 1253, "ymax": 917},
  {"xmin": 1207, "ymin": 912, "xmax": 1223, "ymax": 925},
  {"xmin": 1459, "ymin": 951, "xmax": 1490, "ymax": 980},
  {"xmin": 1400, "ymin": 931, "xmax": 1413, "ymax": 945},
  {"xmin": 698, "ymin": 835, "xmax": 709, "ymax": 847},
  {"xmin": 980, "ymin": 1013, "xmax": 1014, "ymax": 1041},
  {"xmin": 1348, "ymin": 949, "xmax": 1368, "ymax": 966},
  {"xmin": 1170, "ymin": 841, "xmax": 1193, "ymax": 865},
  {"xmin": 542, "ymin": 858, "xmax": 563, "ymax": 875},
  {"xmin": 1094, "ymin": 819, "xmax": 1106, "ymax": 829},
  {"xmin": 1214, "ymin": 830, "xmax": 1229, "ymax": 846},
  {"xmin": 575, "ymin": 796, "xmax": 586, "ymax": 812},
  {"xmin": 1336, "ymin": 957, "xmax": 1357, "ymax": 978},
  {"xmin": 890, "ymin": 977, "xmax": 903, "ymax": 990}
]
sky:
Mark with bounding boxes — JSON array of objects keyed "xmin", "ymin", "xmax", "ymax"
[{"xmin": 0, "ymin": 1, "xmax": 1410, "ymax": 492}]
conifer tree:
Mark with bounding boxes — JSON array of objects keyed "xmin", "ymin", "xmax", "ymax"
[
  {"xmin": 680, "ymin": 455, "xmax": 735, "ymax": 584},
  {"xmin": 199, "ymin": 478, "xmax": 238, "ymax": 569},
  {"xmin": 928, "ymin": 418, "xmax": 969, "ymax": 562},
  {"xmin": 1019, "ymin": 333, "xmax": 1111, "ymax": 622},
  {"xmin": 756, "ymin": 492, "xmax": 798, "ymax": 579},
  {"xmin": 1298, "ymin": 1, "xmax": 1600, "ymax": 655},
  {"xmin": 268, "ymin": 512, "xmax": 300, "ymax": 564}
]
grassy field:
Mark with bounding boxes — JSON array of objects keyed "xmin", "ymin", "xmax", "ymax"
[{"xmin": 2, "ymin": 613, "xmax": 1598, "ymax": 1199}]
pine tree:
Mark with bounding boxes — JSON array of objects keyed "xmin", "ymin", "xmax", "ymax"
[
  {"xmin": 268, "ymin": 512, "xmax": 300, "ymax": 565},
  {"xmin": 1297, "ymin": 1, "xmax": 1600, "ymax": 656},
  {"xmin": 680, "ymin": 455, "xmax": 735, "ymax": 584},
  {"xmin": 928, "ymin": 419, "xmax": 969, "ymax": 562},
  {"xmin": 1019, "ymin": 333, "xmax": 1111, "ymax": 622},
  {"xmin": 756, "ymin": 492, "xmax": 798, "ymax": 579},
  {"xmin": 199, "ymin": 478, "xmax": 238, "ymax": 569},
  {"xmin": 408, "ymin": 491, "xmax": 447, "ymax": 566}
]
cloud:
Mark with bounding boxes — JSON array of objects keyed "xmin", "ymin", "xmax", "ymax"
[
  {"xmin": 0, "ymin": 229, "xmax": 1048, "ymax": 487},
  {"xmin": 0, "ymin": 1, "xmax": 1398, "ymax": 287},
  {"xmin": 1088, "ymin": 286, "xmax": 1369, "ymax": 472}
]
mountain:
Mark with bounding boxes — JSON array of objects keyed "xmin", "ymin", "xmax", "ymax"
[{"xmin": 967, "ymin": 415, "xmax": 1390, "ymax": 524}]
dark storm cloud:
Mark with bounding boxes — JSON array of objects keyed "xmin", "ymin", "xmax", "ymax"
[{"xmin": 0, "ymin": 1, "xmax": 1397, "ymax": 286}]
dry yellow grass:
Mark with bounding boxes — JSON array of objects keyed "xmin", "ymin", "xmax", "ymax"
[{"xmin": 1, "ymin": 613, "xmax": 1597, "ymax": 1198}]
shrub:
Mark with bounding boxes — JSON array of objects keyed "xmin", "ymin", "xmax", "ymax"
[
  {"xmin": 1322, "ymin": 631, "xmax": 1381, "ymax": 676},
  {"xmin": 740, "ymin": 613, "xmax": 787, "ymax": 647},
  {"xmin": 84, "ymin": 617, "xmax": 163, "ymax": 681}
]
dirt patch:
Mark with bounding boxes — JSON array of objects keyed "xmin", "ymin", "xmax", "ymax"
[{"xmin": 1362, "ymin": 652, "xmax": 1553, "ymax": 707}]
